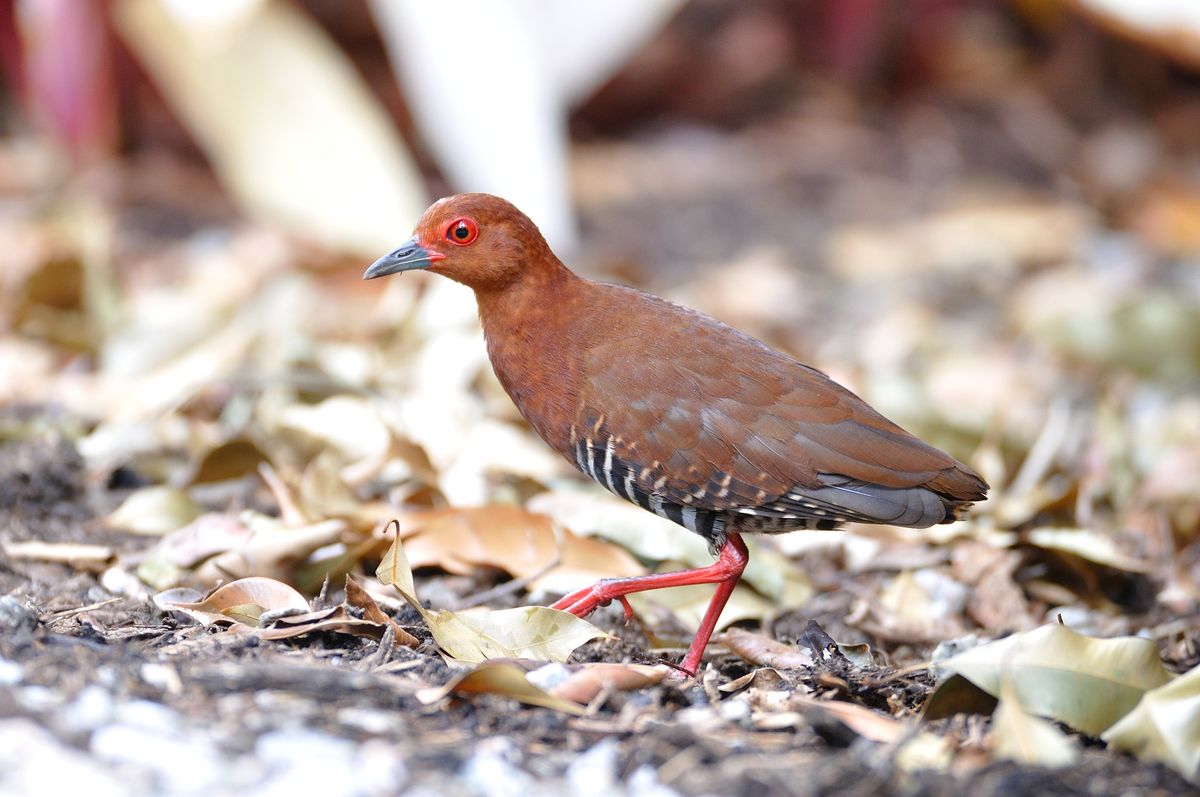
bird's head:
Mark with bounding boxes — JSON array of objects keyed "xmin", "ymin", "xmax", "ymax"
[{"xmin": 364, "ymin": 193, "xmax": 557, "ymax": 292}]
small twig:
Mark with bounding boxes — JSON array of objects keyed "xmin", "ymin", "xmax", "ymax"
[
  {"xmin": 46, "ymin": 597, "xmax": 122, "ymax": 622},
  {"xmin": 656, "ymin": 746, "xmax": 706, "ymax": 786},
  {"xmin": 363, "ymin": 624, "xmax": 397, "ymax": 671},
  {"xmin": 450, "ymin": 553, "xmax": 561, "ymax": 610},
  {"xmin": 1008, "ymin": 397, "xmax": 1070, "ymax": 499},
  {"xmin": 257, "ymin": 462, "xmax": 308, "ymax": 526},
  {"xmin": 584, "ymin": 683, "xmax": 616, "ymax": 716},
  {"xmin": 657, "ymin": 656, "xmax": 695, "ymax": 680},
  {"xmin": 375, "ymin": 658, "xmax": 424, "ymax": 674},
  {"xmin": 862, "ymin": 661, "xmax": 930, "ymax": 687}
]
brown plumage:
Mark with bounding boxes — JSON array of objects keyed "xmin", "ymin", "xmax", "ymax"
[{"xmin": 366, "ymin": 193, "xmax": 988, "ymax": 676}]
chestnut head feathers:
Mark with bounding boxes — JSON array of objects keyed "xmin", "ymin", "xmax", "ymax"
[{"xmin": 364, "ymin": 193, "xmax": 558, "ymax": 292}]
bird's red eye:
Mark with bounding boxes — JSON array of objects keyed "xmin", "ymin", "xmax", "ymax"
[{"xmin": 445, "ymin": 218, "xmax": 478, "ymax": 246}]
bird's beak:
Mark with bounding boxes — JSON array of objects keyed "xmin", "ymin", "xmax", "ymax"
[{"xmin": 363, "ymin": 236, "xmax": 446, "ymax": 280}]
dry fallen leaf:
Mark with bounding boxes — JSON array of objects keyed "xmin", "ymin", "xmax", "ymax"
[
  {"xmin": 1104, "ymin": 662, "xmax": 1200, "ymax": 781},
  {"xmin": 990, "ymin": 685, "xmax": 1080, "ymax": 768},
  {"xmin": 792, "ymin": 696, "xmax": 904, "ymax": 743},
  {"xmin": 256, "ymin": 605, "xmax": 376, "ymax": 640},
  {"xmin": 2, "ymin": 541, "xmax": 113, "ymax": 568},
  {"xmin": 719, "ymin": 667, "xmax": 794, "ymax": 694},
  {"xmin": 341, "ymin": 574, "xmax": 416, "ymax": 643},
  {"xmin": 835, "ymin": 641, "xmax": 877, "ymax": 669},
  {"xmin": 397, "ymin": 505, "xmax": 644, "ymax": 594},
  {"xmin": 375, "ymin": 526, "xmax": 607, "ymax": 663},
  {"xmin": 277, "ymin": 396, "xmax": 392, "ymax": 463},
  {"xmin": 375, "ymin": 521, "xmax": 417, "ymax": 597},
  {"xmin": 547, "ymin": 662, "xmax": 670, "ymax": 704},
  {"xmin": 256, "ymin": 603, "xmax": 420, "ymax": 646},
  {"xmin": 920, "ymin": 673, "xmax": 1000, "ymax": 722},
  {"xmin": 342, "ymin": 574, "xmax": 420, "ymax": 647},
  {"xmin": 719, "ymin": 627, "xmax": 814, "ymax": 670},
  {"xmin": 416, "ymin": 661, "xmax": 585, "ymax": 715},
  {"xmin": 137, "ymin": 513, "xmax": 253, "ymax": 589},
  {"xmin": 1024, "ymin": 527, "xmax": 1152, "ymax": 573},
  {"xmin": 938, "ymin": 623, "xmax": 1175, "ymax": 736},
  {"xmin": 527, "ymin": 489, "xmax": 712, "ymax": 566},
  {"xmin": 422, "ymin": 605, "xmax": 610, "ymax": 664},
  {"xmin": 107, "ymin": 486, "xmax": 199, "ymax": 536},
  {"xmin": 951, "ymin": 541, "xmax": 1040, "ymax": 632},
  {"xmin": 857, "ymin": 569, "xmax": 969, "ymax": 643},
  {"xmin": 155, "ymin": 576, "xmax": 309, "ymax": 627},
  {"xmin": 188, "ymin": 438, "xmax": 268, "ymax": 485},
  {"xmin": 154, "ymin": 573, "xmax": 420, "ymax": 646},
  {"xmin": 183, "ymin": 514, "xmax": 346, "ymax": 585},
  {"xmin": 527, "ymin": 490, "xmax": 814, "ymax": 603}
]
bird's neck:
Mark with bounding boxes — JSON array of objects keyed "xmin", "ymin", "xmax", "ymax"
[{"xmin": 474, "ymin": 265, "xmax": 590, "ymax": 459}]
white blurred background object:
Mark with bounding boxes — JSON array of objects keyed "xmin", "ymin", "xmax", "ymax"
[
  {"xmin": 369, "ymin": 0, "xmax": 684, "ymax": 254},
  {"xmin": 1076, "ymin": 0, "xmax": 1200, "ymax": 69}
]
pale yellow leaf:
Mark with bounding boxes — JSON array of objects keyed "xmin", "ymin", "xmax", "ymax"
[
  {"xmin": 375, "ymin": 529, "xmax": 605, "ymax": 663},
  {"xmin": 894, "ymin": 733, "xmax": 955, "ymax": 773},
  {"xmin": 1104, "ymin": 663, "xmax": 1200, "ymax": 780},
  {"xmin": 374, "ymin": 528, "xmax": 416, "ymax": 600},
  {"xmin": 425, "ymin": 605, "xmax": 607, "ymax": 664},
  {"xmin": 527, "ymin": 489, "xmax": 711, "ymax": 566},
  {"xmin": 990, "ymin": 690, "xmax": 1080, "ymax": 768},
  {"xmin": 277, "ymin": 396, "xmax": 390, "ymax": 462},
  {"xmin": 106, "ymin": 486, "xmax": 199, "ymax": 536},
  {"xmin": 939, "ymin": 624, "xmax": 1174, "ymax": 736},
  {"xmin": 221, "ymin": 602, "xmax": 266, "ymax": 625},
  {"xmin": 1025, "ymin": 527, "xmax": 1152, "ymax": 573},
  {"xmin": 528, "ymin": 489, "xmax": 812, "ymax": 601}
]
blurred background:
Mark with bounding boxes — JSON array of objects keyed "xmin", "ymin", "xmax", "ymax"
[
  {"xmin": 2, "ymin": 0, "xmax": 1200, "ymax": 650},
  {"xmin": 4, "ymin": 2, "xmax": 1200, "ymax": 790}
]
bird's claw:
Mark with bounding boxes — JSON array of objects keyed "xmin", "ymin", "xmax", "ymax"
[
  {"xmin": 549, "ymin": 583, "xmax": 636, "ymax": 622},
  {"xmin": 549, "ymin": 590, "xmax": 598, "ymax": 617}
]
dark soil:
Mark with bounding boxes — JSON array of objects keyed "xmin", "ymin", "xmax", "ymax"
[{"xmin": 1, "ymin": 432, "xmax": 1194, "ymax": 796}]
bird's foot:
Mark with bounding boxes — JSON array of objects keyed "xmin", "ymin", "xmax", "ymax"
[{"xmin": 550, "ymin": 533, "xmax": 750, "ymax": 680}]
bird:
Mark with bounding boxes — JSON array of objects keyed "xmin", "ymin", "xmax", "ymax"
[{"xmin": 365, "ymin": 193, "xmax": 988, "ymax": 676}]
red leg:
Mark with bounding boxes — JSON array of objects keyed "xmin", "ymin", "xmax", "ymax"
[{"xmin": 550, "ymin": 533, "xmax": 749, "ymax": 677}]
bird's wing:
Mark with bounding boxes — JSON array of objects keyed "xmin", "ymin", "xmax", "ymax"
[{"xmin": 577, "ymin": 293, "xmax": 985, "ymax": 518}]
